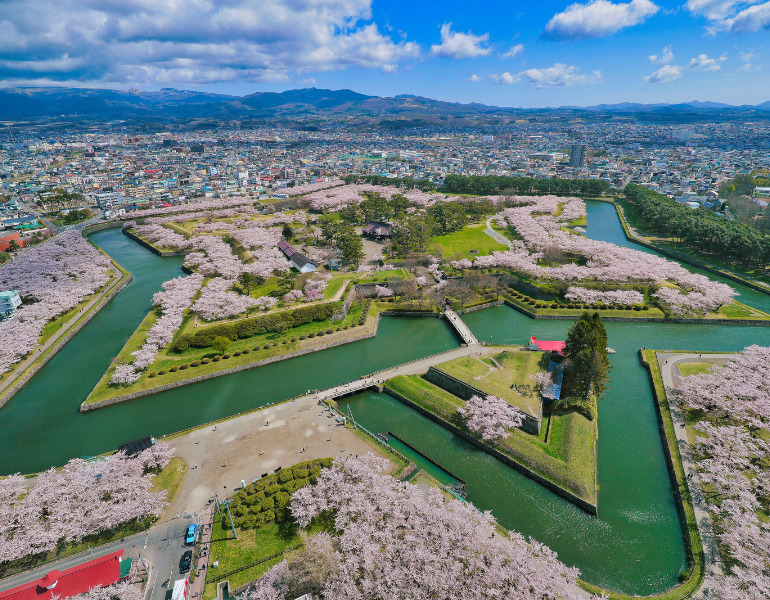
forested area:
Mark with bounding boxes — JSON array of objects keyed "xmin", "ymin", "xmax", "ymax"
[
  {"xmin": 441, "ymin": 174, "xmax": 610, "ymax": 197},
  {"xmin": 623, "ymin": 184, "xmax": 770, "ymax": 269}
]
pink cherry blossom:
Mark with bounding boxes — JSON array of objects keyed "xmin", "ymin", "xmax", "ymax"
[{"xmin": 457, "ymin": 394, "xmax": 524, "ymax": 441}]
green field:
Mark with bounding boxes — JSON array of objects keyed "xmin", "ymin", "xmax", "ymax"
[
  {"xmin": 384, "ymin": 373, "xmax": 597, "ymax": 505},
  {"xmin": 676, "ymin": 362, "xmax": 714, "ymax": 378},
  {"xmin": 429, "ymin": 223, "xmax": 506, "ymax": 260},
  {"xmin": 433, "ymin": 350, "xmax": 545, "ymax": 417},
  {"xmin": 203, "ymin": 521, "xmax": 302, "ymax": 600}
]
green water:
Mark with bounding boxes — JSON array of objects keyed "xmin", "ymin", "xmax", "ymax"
[
  {"xmin": 0, "ymin": 229, "xmax": 458, "ymax": 476},
  {"xmin": 336, "ymin": 203, "xmax": 770, "ymax": 595},
  {"xmin": 2, "ymin": 206, "xmax": 768, "ymax": 595},
  {"xmin": 585, "ymin": 200, "xmax": 770, "ymax": 313}
]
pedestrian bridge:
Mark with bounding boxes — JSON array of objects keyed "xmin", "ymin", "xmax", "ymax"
[{"xmin": 443, "ymin": 308, "xmax": 479, "ymax": 346}]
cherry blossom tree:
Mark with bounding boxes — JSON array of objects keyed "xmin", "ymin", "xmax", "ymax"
[
  {"xmin": 0, "ymin": 231, "xmax": 112, "ymax": 375},
  {"xmin": 474, "ymin": 199, "xmax": 736, "ymax": 315},
  {"xmin": 671, "ymin": 345, "xmax": 770, "ymax": 428},
  {"xmin": 457, "ymin": 394, "xmax": 524, "ymax": 441},
  {"xmin": 238, "ymin": 453, "xmax": 594, "ymax": 600},
  {"xmin": 565, "ymin": 287, "xmax": 643, "ymax": 305},
  {"xmin": 373, "ymin": 285, "xmax": 393, "ymax": 297},
  {"xmin": 672, "ymin": 345, "xmax": 770, "ymax": 599},
  {"xmin": 0, "ymin": 443, "xmax": 172, "ymax": 563},
  {"xmin": 192, "ymin": 277, "xmax": 258, "ymax": 321}
]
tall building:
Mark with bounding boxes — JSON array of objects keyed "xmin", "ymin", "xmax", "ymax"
[{"xmin": 569, "ymin": 143, "xmax": 586, "ymax": 168}]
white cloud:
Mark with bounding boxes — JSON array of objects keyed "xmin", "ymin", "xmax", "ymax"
[
  {"xmin": 649, "ymin": 45, "xmax": 674, "ymax": 64},
  {"xmin": 500, "ymin": 44, "xmax": 524, "ymax": 58},
  {"xmin": 686, "ymin": 0, "xmax": 770, "ymax": 33},
  {"xmin": 430, "ymin": 23, "xmax": 491, "ymax": 59},
  {"xmin": 467, "ymin": 73, "xmax": 482, "ymax": 82},
  {"xmin": 494, "ymin": 63, "xmax": 603, "ymax": 87},
  {"xmin": 740, "ymin": 49, "xmax": 755, "ymax": 62},
  {"xmin": 644, "ymin": 64, "xmax": 682, "ymax": 82},
  {"xmin": 381, "ymin": 63, "xmax": 398, "ymax": 73},
  {"xmin": 688, "ymin": 53, "xmax": 726, "ymax": 70},
  {"xmin": 544, "ymin": 0, "xmax": 659, "ymax": 39},
  {"xmin": 0, "ymin": 0, "xmax": 421, "ymax": 87}
]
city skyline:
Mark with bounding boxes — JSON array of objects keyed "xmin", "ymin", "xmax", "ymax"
[{"xmin": 0, "ymin": 0, "xmax": 768, "ymax": 107}]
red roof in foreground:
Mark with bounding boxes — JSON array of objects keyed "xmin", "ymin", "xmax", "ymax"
[
  {"xmin": 530, "ymin": 336, "xmax": 565, "ymax": 355},
  {"xmin": 0, "ymin": 550, "xmax": 124, "ymax": 600}
]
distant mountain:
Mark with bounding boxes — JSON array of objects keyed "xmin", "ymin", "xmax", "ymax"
[{"xmin": 0, "ymin": 86, "xmax": 768, "ymax": 122}]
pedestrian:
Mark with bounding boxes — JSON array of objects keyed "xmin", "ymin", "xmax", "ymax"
[{"xmin": 176, "ymin": 512, "xmax": 180, "ymax": 518}]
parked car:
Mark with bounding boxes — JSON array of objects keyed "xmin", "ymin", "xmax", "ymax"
[
  {"xmin": 185, "ymin": 523, "xmax": 198, "ymax": 545},
  {"xmin": 179, "ymin": 550, "xmax": 192, "ymax": 574}
]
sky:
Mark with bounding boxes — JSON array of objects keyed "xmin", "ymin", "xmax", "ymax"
[{"xmin": 0, "ymin": 0, "xmax": 767, "ymax": 107}]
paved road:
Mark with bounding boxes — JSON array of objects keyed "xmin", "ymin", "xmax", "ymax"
[
  {"xmin": 658, "ymin": 352, "xmax": 732, "ymax": 599},
  {"xmin": 484, "ymin": 216, "xmax": 513, "ymax": 248}
]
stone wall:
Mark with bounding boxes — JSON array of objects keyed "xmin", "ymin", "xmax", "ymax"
[
  {"xmin": 383, "ymin": 387, "xmax": 596, "ymax": 515},
  {"xmin": 81, "ymin": 315, "xmax": 383, "ymax": 412},
  {"xmin": 424, "ymin": 366, "xmax": 541, "ymax": 435}
]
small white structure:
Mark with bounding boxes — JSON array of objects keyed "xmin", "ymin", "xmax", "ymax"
[{"xmin": 0, "ymin": 290, "xmax": 21, "ymax": 319}]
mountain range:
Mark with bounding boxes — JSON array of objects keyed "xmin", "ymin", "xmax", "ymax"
[{"xmin": 1, "ymin": 86, "xmax": 769, "ymax": 122}]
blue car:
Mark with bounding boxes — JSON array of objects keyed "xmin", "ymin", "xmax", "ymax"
[{"xmin": 185, "ymin": 523, "xmax": 198, "ymax": 545}]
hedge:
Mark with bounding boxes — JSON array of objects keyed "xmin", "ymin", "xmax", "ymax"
[
  {"xmin": 175, "ymin": 302, "xmax": 340, "ymax": 350},
  {"xmin": 228, "ymin": 457, "xmax": 333, "ymax": 529}
]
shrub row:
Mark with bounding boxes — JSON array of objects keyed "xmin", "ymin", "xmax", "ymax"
[
  {"xmin": 228, "ymin": 457, "xmax": 333, "ymax": 529},
  {"xmin": 174, "ymin": 302, "xmax": 339, "ymax": 351}
]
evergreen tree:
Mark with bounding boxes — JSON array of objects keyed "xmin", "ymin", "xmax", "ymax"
[{"xmin": 564, "ymin": 312, "xmax": 610, "ymax": 399}]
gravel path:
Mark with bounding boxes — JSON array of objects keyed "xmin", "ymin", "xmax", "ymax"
[{"xmin": 484, "ymin": 217, "xmax": 513, "ymax": 248}]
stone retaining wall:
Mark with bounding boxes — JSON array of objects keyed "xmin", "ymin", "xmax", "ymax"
[
  {"xmin": 424, "ymin": 366, "xmax": 541, "ymax": 435},
  {"xmin": 383, "ymin": 387, "xmax": 597, "ymax": 515},
  {"xmin": 502, "ymin": 299, "xmax": 770, "ymax": 327},
  {"xmin": 80, "ymin": 315, "xmax": 383, "ymax": 412},
  {"xmin": 456, "ymin": 299, "xmax": 504, "ymax": 314},
  {"xmin": 0, "ymin": 271, "xmax": 133, "ymax": 410}
]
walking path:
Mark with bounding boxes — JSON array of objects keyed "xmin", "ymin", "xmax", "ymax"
[
  {"xmin": 443, "ymin": 308, "xmax": 480, "ymax": 346},
  {"xmin": 658, "ymin": 352, "xmax": 733, "ymax": 599},
  {"xmin": 484, "ymin": 217, "xmax": 513, "ymax": 248},
  {"xmin": 0, "ymin": 264, "xmax": 127, "ymax": 406}
]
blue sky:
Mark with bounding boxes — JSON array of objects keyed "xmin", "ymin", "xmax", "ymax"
[{"xmin": 0, "ymin": 0, "xmax": 767, "ymax": 106}]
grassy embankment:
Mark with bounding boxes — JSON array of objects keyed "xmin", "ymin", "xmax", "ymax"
[
  {"xmin": 84, "ymin": 300, "xmax": 380, "ymax": 406},
  {"xmin": 384, "ymin": 349, "xmax": 597, "ymax": 506}
]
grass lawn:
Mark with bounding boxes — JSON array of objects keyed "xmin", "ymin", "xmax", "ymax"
[
  {"xmin": 433, "ymin": 350, "xmax": 546, "ymax": 418},
  {"xmin": 355, "ymin": 268, "xmax": 411, "ymax": 284},
  {"xmin": 203, "ymin": 520, "xmax": 303, "ymax": 600},
  {"xmin": 676, "ymin": 362, "xmax": 715, "ymax": 378},
  {"xmin": 429, "ymin": 222, "xmax": 506, "ymax": 259},
  {"xmin": 384, "ymin": 374, "xmax": 597, "ymax": 505},
  {"xmin": 151, "ymin": 457, "xmax": 188, "ymax": 503},
  {"xmin": 714, "ymin": 300, "xmax": 770, "ymax": 320}
]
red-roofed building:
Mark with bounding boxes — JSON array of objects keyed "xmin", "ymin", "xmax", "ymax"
[
  {"xmin": 0, "ymin": 551, "xmax": 130, "ymax": 600},
  {"xmin": 0, "ymin": 232, "xmax": 28, "ymax": 253},
  {"xmin": 529, "ymin": 336, "xmax": 565, "ymax": 356}
]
